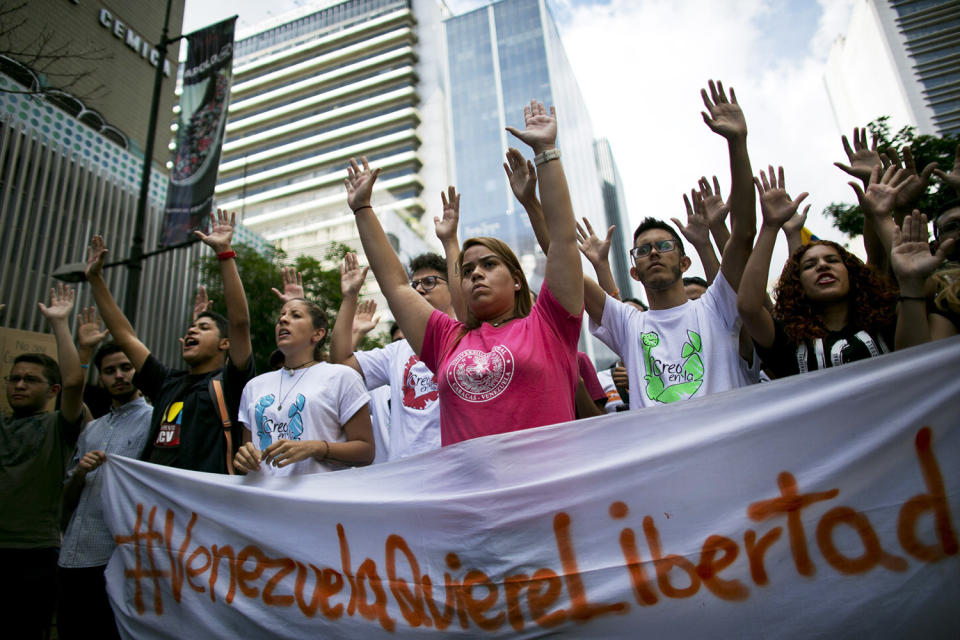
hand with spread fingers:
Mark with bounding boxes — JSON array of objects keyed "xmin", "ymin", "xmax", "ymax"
[
  {"xmin": 271, "ymin": 267, "xmax": 305, "ymax": 303},
  {"xmin": 344, "ymin": 156, "xmax": 381, "ymax": 212},
  {"xmin": 85, "ymin": 235, "xmax": 108, "ymax": 281},
  {"xmin": 38, "ymin": 283, "xmax": 76, "ymax": 323},
  {"xmin": 882, "ymin": 146, "xmax": 938, "ymax": 213},
  {"xmin": 575, "ymin": 217, "xmax": 615, "ymax": 268},
  {"xmin": 849, "ymin": 164, "xmax": 908, "ymax": 223},
  {"xmin": 194, "ymin": 209, "xmax": 236, "ymax": 254},
  {"xmin": 505, "ymin": 100, "xmax": 557, "ymax": 154},
  {"xmin": 190, "ymin": 285, "xmax": 213, "ymax": 323},
  {"xmin": 754, "ymin": 165, "xmax": 809, "ymax": 229},
  {"xmin": 891, "ymin": 211, "xmax": 954, "ymax": 296},
  {"xmin": 700, "ymin": 79, "xmax": 746, "ymax": 141},
  {"xmin": 76, "ymin": 306, "xmax": 109, "ymax": 353},
  {"xmin": 672, "ymin": 190, "xmax": 712, "ymax": 249},
  {"xmin": 834, "ymin": 127, "xmax": 881, "ymax": 184}
]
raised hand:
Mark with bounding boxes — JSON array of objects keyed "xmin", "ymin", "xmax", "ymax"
[
  {"xmin": 672, "ymin": 190, "xmax": 711, "ymax": 248},
  {"xmin": 884, "ymin": 146, "xmax": 937, "ymax": 212},
  {"xmin": 194, "ymin": 209, "xmax": 235, "ymax": 254},
  {"xmin": 575, "ymin": 217, "xmax": 614, "ymax": 267},
  {"xmin": 700, "ymin": 80, "xmax": 746, "ymax": 140},
  {"xmin": 38, "ymin": 283, "xmax": 75, "ymax": 323},
  {"xmin": 754, "ymin": 165, "xmax": 809, "ymax": 228},
  {"xmin": 271, "ymin": 267, "xmax": 305, "ymax": 303},
  {"xmin": 353, "ymin": 299, "xmax": 380, "ymax": 337},
  {"xmin": 85, "ymin": 235, "xmax": 108, "ymax": 281},
  {"xmin": 505, "ymin": 101, "xmax": 557, "ymax": 153},
  {"xmin": 77, "ymin": 306, "xmax": 109, "ymax": 352},
  {"xmin": 503, "ymin": 147, "xmax": 537, "ymax": 205},
  {"xmin": 344, "ymin": 156, "xmax": 380, "ymax": 212},
  {"xmin": 339, "ymin": 252, "xmax": 369, "ymax": 297},
  {"xmin": 190, "ymin": 285, "xmax": 213, "ymax": 322},
  {"xmin": 698, "ymin": 175, "xmax": 729, "ymax": 230},
  {"xmin": 781, "ymin": 204, "xmax": 810, "ymax": 238},
  {"xmin": 834, "ymin": 127, "xmax": 881, "ymax": 184},
  {"xmin": 891, "ymin": 211, "xmax": 954, "ymax": 295},
  {"xmin": 933, "ymin": 142, "xmax": 960, "ymax": 194},
  {"xmin": 434, "ymin": 186, "xmax": 461, "ymax": 243},
  {"xmin": 849, "ymin": 164, "xmax": 907, "ymax": 222}
]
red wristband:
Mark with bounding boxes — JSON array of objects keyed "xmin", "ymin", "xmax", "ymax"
[{"xmin": 217, "ymin": 250, "xmax": 236, "ymax": 261}]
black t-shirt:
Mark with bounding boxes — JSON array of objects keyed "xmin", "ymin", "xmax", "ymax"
[
  {"xmin": 756, "ymin": 319, "xmax": 895, "ymax": 379},
  {"xmin": 135, "ymin": 354, "xmax": 254, "ymax": 474}
]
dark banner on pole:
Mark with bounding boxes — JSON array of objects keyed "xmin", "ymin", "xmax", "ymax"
[{"xmin": 160, "ymin": 17, "xmax": 237, "ymax": 247}]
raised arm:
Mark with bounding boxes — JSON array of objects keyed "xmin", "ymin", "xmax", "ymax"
[
  {"xmin": 849, "ymin": 164, "xmax": 908, "ymax": 272},
  {"xmin": 352, "ymin": 299, "xmax": 380, "ymax": 349},
  {"xmin": 506, "ymin": 101, "xmax": 582, "ymax": 314},
  {"xmin": 504, "ymin": 148, "xmax": 551, "ymax": 255},
  {"xmin": 781, "ymin": 204, "xmax": 810, "ymax": 256},
  {"xmin": 699, "ymin": 175, "xmax": 731, "ymax": 253},
  {"xmin": 435, "ymin": 186, "xmax": 468, "ymax": 323},
  {"xmin": 673, "ymin": 189, "xmax": 720, "ymax": 284},
  {"xmin": 329, "ymin": 253, "xmax": 368, "ymax": 372},
  {"xmin": 84, "ymin": 235, "xmax": 151, "ymax": 370},
  {"xmin": 701, "ymin": 80, "xmax": 756, "ymax": 291},
  {"xmin": 38, "ymin": 284, "xmax": 84, "ymax": 423},
  {"xmin": 75, "ymin": 306, "xmax": 108, "ymax": 368},
  {"xmin": 194, "ymin": 210, "xmax": 251, "ymax": 369},
  {"xmin": 271, "ymin": 267, "xmax": 305, "ymax": 305},
  {"xmin": 346, "ymin": 157, "xmax": 435, "ymax": 355},
  {"xmin": 891, "ymin": 211, "xmax": 955, "ymax": 349},
  {"xmin": 575, "ymin": 217, "xmax": 618, "ymax": 296},
  {"xmin": 885, "ymin": 146, "xmax": 937, "ymax": 224},
  {"xmin": 738, "ymin": 166, "xmax": 808, "ymax": 349}
]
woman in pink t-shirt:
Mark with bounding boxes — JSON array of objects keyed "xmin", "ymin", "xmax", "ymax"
[{"xmin": 344, "ymin": 101, "xmax": 584, "ymax": 445}]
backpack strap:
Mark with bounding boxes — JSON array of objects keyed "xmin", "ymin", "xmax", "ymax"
[{"xmin": 208, "ymin": 375, "xmax": 235, "ymax": 475}]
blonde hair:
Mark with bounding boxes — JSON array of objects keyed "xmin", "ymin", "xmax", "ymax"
[
  {"xmin": 933, "ymin": 266, "xmax": 960, "ymax": 316},
  {"xmin": 457, "ymin": 237, "xmax": 532, "ymax": 329}
]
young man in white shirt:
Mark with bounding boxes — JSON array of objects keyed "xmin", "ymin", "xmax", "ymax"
[{"xmin": 330, "ymin": 253, "xmax": 456, "ymax": 460}]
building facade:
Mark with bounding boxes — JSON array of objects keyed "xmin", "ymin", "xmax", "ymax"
[
  {"xmin": 825, "ymin": 0, "xmax": 960, "ymax": 136},
  {"xmin": 0, "ymin": 0, "xmax": 200, "ymax": 365},
  {"xmin": 594, "ymin": 138, "xmax": 637, "ymax": 302},
  {"xmin": 214, "ymin": 0, "xmax": 452, "ymax": 274},
  {"xmin": 444, "ymin": 0, "xmax": 606, "ymax": 293}
]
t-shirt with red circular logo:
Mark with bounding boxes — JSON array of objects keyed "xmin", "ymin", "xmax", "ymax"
[{"xmin": 421, "ymin": 283, "xmax": 581, "ymax": 445}]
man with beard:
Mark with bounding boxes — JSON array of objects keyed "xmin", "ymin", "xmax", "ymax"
[
  {"xmin": 585, "ymin": 80, "xmax": 757, "ymax": 408},
  {"xmin": 56, "ymin": 343, "xmax": 152, "ymax": 639}
]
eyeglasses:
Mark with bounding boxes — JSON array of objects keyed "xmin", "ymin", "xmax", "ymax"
[
  {"xmin": 630, "ymin": 239, "xmax": 678, "ymax": 262},
  {"xmin": 5, "ymin": 375, "xmax": 49, "ymax": 386},
  {"xmin": 410, "ymin": 276, "xmax": 446, "ymax": 291},
  {"xmin": 938, "ymin": 219, "xmax": 960, "ymax": 236}
]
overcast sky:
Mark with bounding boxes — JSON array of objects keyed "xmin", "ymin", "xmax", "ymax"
[{"xmin": 183, "ymin": 0, "xmax": 866, "ymax": 282}]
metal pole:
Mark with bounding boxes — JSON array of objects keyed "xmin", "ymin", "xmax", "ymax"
[{"xmin": 125, "ymin": 0, "xmax": 175, "ymax": 325}]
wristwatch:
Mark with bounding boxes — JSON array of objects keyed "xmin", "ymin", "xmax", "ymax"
[{"xmin": 534, "ymin": 148, "xmax": 561, "ymax": 166}]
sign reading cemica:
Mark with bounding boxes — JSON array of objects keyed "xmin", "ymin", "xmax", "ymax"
[{"xmin": 97, "ymin": 8, "xmax": 172, "ymax": 78}]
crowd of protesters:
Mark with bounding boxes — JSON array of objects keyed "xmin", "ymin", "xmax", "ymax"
[{"xmin": 2, "ymin": 80, "xmax": 960, "ymax": 638}]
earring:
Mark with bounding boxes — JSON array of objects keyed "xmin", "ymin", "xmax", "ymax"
[{"xmin": 514, "ymin": 283, "xmax": 520, "ymax": 289}]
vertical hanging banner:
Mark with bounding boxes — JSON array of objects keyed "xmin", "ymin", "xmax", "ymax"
[
  {"xmin": 103, "ymin": 339, "xmax": 960, "ymax": 638},
  {"xmin": 160, "ymin": 17, "xmax": 237, "ymax": 247}
]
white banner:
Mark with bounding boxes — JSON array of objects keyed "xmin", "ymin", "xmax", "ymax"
[{"xmin": 103, "ymin": 338, "xmax": 960, "ymax": 638}]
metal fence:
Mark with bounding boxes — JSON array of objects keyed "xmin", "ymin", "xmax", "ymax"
[{"xmin": 1, "ymin": 119, "xmax": 201, "ymax": 367}]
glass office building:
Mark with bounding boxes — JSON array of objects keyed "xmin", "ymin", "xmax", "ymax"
[{"xmin": 445, "ymin": 0, "xmax": 606, "ymax": 292}]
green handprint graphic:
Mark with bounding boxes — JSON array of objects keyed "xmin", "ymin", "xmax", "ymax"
[{"xmin": 641, "ymin": 330, "xmax": 704, "ymax": 403}]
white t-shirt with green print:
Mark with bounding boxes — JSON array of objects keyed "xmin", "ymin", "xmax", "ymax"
[{"xmin": 591, "ymin": 272, "xmax": 745, "ymax": 409}]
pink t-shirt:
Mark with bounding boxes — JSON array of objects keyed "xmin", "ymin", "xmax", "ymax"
[
  {"xmin": 577, "ymin": 352, "xmax": 606, "ymax": 404},
  {"xmin": 421, "ymin": 283, "xmax": 582, "ymax": 446}
]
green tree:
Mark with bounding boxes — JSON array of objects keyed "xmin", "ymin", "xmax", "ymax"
[
  {"xmin": 198, "ymin": 243, "xmax": 387, "ymax": 373},
  {"xmin": 826, "ymin": 117, "xmax": 960, "ymax": 237}
]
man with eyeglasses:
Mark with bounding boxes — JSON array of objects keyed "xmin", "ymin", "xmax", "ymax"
[
  {"xmin": 1, "ymin": 285, "xmax": 85, "ymax": 638},
  {"xmin": 584, "ymin": 80, "xmax": 758, "ymax": 409},
  {"xmin": 330, "ymin": 253, "xmax": 455, "ymax": 460}
]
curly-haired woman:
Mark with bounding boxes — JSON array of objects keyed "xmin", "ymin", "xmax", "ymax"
[{"xmin": 738, "ymin": 167, "xmax": 899, "ymax": 378}]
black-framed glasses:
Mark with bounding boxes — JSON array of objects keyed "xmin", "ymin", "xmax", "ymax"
[
  {"xmin": 5, "ymin": 375, "xmax": 49, "ymax": 386},
  {"xmin": 630, "ymin": 239, "xmax": 677, "ymax": 262},
  {"xmin": 410, "ymin": 275, "xmax": 447, "ymax": 291}
]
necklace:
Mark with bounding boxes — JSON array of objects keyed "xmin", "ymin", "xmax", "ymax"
[
  {"xmin": 490, "ymin": 316, "xmax": 513, "ymax": 327},
  {"xmin": 277, "ymin": 362, "xmax": 315, "ymax": 410}
]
